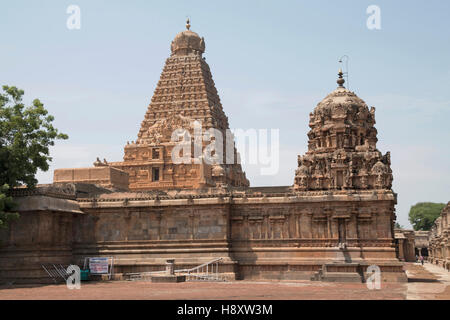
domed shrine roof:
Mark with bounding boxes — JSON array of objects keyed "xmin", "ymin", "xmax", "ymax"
[
  {"xmin": 312, "ymin": 70, "xmax": 374, "ymax": 123},
  {"xmin": 307, "ymin": 69, "xmax": 378, "ymax": 154},
  {"xmin": 171, "ymin": 19, "xmax": 205, "ymax": 55}
]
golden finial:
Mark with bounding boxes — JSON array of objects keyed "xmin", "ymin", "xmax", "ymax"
[
  {"xmin": 186, "ymin": 18, "xmax": 191, "ymax": 30},
  {"xmin": 337, "ymin": 68, "xmax": 345, "ymax": 87}
]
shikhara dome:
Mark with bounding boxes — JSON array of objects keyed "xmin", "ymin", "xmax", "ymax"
[
  {"xmin": 307, "ymin": 69, "xmax": 378, "ymax": 154},
  {"xmin": 171, "ymin": 19, "xmax": 205, "ymax": 56}
]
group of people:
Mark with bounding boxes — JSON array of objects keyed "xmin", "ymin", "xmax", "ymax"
[{"xmin": 416, "ymin": 254, "xmax": 425, "ymax": 265}]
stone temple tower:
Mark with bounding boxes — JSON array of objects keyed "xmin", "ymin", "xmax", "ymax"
[
  {"xmin": 108, "ymin": 20, "xmax": 249, "ymax": 191},
  {"xmin": 294, "ymin": 70, "xmax": 393, "ymax": 192}
]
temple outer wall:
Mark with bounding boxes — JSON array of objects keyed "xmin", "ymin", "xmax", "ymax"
[
  {"xmin": 1, "ymin": 187, "xmax": 406, "ymax": 284},
  {"xmin": 71, "ymin": 190, "xmax": 404, "ymax": 282},
  {"xmin": 0, "ymin": 194, "xmax": 82, "ymax": 284}
]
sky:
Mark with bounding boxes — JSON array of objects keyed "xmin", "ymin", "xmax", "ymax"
[{"xmin": 1, "ymin": 0, "xmax": 449, "ymax": 228}]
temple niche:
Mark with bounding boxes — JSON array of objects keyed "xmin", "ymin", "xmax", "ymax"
[{"xmin": 294, "ymin": 70, "xmax": 393, "ymax": 192}]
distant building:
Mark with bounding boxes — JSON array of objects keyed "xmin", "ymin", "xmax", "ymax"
[
  {"xmin": 395, "ymin": 229, "xmax": 415, "ymax": 262},
  {"xmin": 414, "ymin": 230, "xmax": 430, "ymax": 257}
]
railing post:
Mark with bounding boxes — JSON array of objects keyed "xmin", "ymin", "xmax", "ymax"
[{"xmin": 166, "ymin": 259, "xmax": 175, "ymax": 275}]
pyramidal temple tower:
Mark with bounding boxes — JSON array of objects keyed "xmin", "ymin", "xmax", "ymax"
[
  {"xmin": 107, "ymin": 20, "xmax": 249, "ymax": 190},
  {"xmin": 294, "ymin": 70, "xmax": 393, "ymax": 192}
]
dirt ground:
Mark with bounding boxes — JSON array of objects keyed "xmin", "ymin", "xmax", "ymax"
[{"xmin": 0, "ymin": 263, "xmax": 448, "ymax": 300}]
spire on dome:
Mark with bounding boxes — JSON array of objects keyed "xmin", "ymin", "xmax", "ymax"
[
  {"xmin": 186, "ymin": 18, "xmax": 191, "ymax": 30},
  {"xmin": 337, "ymin": 68, "xmax": 345, "ymax": 88}
]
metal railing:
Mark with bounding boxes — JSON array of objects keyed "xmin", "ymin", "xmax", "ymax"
[
  {"xmin": 175, "ymin": 258, "xmax": 224, "ymax": 281},
  {"xmin": 125, "ymin": 270, "xmax": 168, "ymax": 281},
  {"xmin": 124, "ymin": 258, "xmax": 225, "ymax": 282},
  {"xmin": 41, "ymin": 264, "xmax": 71, "ymax": 283}
]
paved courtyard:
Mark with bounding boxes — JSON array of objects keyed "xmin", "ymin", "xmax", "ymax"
[{"xmin": 0, "ymin": 263, "xmax": 448, "ymax": 300}]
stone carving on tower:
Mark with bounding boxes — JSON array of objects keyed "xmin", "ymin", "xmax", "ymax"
[
  {"xmin": 294, "ymin": 70, "xmax": 393, "ymax": 192},
  {"xmin": 106, "ymin": 19, "xmax": 249, "ymax": 191}
]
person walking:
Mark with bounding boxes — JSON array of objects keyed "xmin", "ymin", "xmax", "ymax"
[{"xmin": 419, "ymin": 255, "xmax": 424, "ymax": 265}]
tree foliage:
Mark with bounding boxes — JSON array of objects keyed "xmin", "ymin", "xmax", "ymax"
[
  {"xmin": 408, "ymin": 202, "xmax": 446, "ymax": 231},
  {"xmin": 0, "ymin": 85, "xmax": 68, "ymax": 228}
]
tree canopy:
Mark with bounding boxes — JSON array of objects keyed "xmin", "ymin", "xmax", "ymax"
[
  {"xmin": 408, "ymin": 202, "xmax": 446, "ymax": 231},
  {"xmin": 0, "ymin": 85, "xmax": 68, "ymax": 229}
]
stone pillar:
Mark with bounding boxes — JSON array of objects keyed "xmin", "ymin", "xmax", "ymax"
[{"xmin": 398, "ymin": 239, "xmax": 405, "ymax": 261}]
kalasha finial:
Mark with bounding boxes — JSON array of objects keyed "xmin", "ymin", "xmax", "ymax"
[
  {"xmin": 337, "ymin": 68, "xmax": 345, "ymax": 87},
  {"xmin": 186, "ymin": 18, "xmax": 191, "ymax": 30}
]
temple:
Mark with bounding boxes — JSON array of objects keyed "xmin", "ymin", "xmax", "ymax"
[{"xmin": 0, "ymin": 21, "xmax": 407, "ymax": 284}]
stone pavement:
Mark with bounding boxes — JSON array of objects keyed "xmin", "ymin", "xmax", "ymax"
[
  {"xmin": 0, "ymin": 263, "xmax": 448, "ymax": 300},
  {"xmin": 405, "ymin": 262, "xmax": 450, "ymax": 300}
]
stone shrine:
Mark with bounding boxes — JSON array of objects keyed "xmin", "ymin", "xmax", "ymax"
[{"xmin": 294, "ymin": 70, "xmax": 392, "ymax": 193}]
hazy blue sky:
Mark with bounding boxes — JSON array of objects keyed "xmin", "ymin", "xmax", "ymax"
[{"xmin": 1, "ymin": 0, "xmax": 449, "ymax": 228}]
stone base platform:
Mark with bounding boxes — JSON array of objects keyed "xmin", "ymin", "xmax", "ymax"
[
  {"xmin": 314, "ymin": 272, "xmax": 363, "ymax": 283},
  {"xmin": 310, "ymin": 262, "xmax": 407, "ymax": 283}
]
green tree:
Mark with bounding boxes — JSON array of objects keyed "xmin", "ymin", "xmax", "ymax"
[
  {"xmin": 0, "ymin": 85, "xmax": 68, "ymax": 229},
  {"xmin": 408, "ymin": 202, "xmax": 446, "ymax": 231}
]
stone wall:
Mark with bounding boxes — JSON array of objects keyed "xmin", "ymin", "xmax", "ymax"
[
  {"xmin": 53, "ymin": 167, "xmax": 129, "ymax": 191},
  {"xmin": 0, "ymin": 187, "xmax": 83, "ymax": 284}
]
